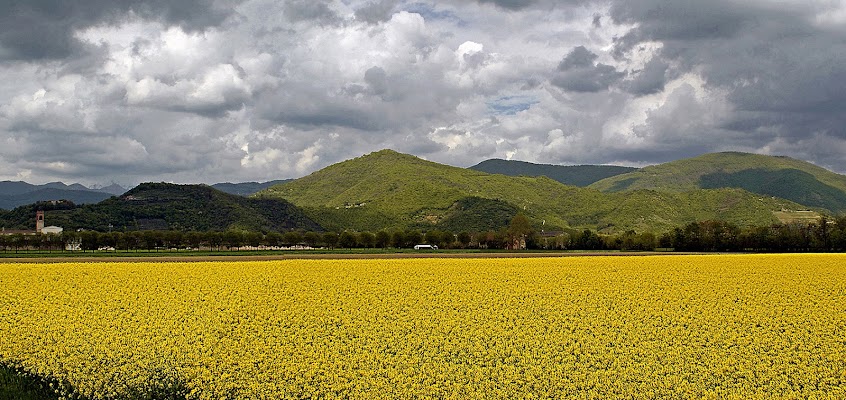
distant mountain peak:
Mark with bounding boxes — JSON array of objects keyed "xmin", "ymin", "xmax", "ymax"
[{"xmin": 97, "ymin": 183, "xmax": 127, "ymax": 196}]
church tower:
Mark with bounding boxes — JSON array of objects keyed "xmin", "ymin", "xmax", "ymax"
[{"xmin": 36, "ymin": 211, "xmax": 44, "ymax": 233}]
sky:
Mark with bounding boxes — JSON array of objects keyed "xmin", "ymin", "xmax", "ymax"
[{"xmin": 1, "ymin": 0, "xmax": 845, "ymax": 186}]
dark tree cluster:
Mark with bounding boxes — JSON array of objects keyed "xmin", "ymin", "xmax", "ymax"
[
  {"xmin": 656, "ymin": 217, "xmax": 846, "ymax": 252},
  {"xmin": 3, "ymin": 216, "xmax": 845, "ymax": 254}
]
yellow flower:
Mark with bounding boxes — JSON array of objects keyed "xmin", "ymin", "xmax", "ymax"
[{"xmin": 0, "ymin": 255, "xmax": 844, "ymax": 398}]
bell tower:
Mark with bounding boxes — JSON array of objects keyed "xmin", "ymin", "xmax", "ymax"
[{"xmin": 36, "ymin": 211, "xmax": 44, "ymax": 233}]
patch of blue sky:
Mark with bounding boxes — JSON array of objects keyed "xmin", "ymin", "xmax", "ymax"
[
  {"xmin": 402, "ymin": 2, "xmax": 465, "ymax": 25},
  {"xmin": 487, "ymin": 95, "xmax": 540, "ymax": 115}
]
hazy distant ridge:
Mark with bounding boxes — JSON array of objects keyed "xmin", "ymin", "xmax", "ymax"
[
  {"xmin": 0, "ymin": 179, "xmax": 293, "ymax": 210},
  {"xmin": 470, "ymin": 159, "xmax": 637, "ymax": 187},
  {"xmin": 0, "ymin": 181, "xmax": 126, "ymax": 210},
  {"xmin": 212, "ymin": 180, "xmax": 291, "ymax": 196}
]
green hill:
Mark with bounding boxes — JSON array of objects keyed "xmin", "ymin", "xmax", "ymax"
[
  {"xmin": 469, "ymin": 159, "xmax": 637, "ymax": 186},
  {"xmin": 0, "ymin": 183, "xmax": 321, "ymax": 232},
  {"xmin": 257, "ymin": 150, "xmax": 801, "ymax": 233},
  {"xmin": 589, "ymin": 152, "xmax": 846, "ymax": 213}
]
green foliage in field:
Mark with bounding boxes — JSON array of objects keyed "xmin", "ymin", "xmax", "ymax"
[
  {"xmin": 0, "ymin": 364, "xmax": 59, "ymax": 400},
  {"xmin": 590, "ymin": 152, "xmax": 846, "ymax": 213},
  {"xmin": 469, "ymin": 159, "xmax": 637, "ymax": 186},
  {"xmin": 0, "ymin": 183, "xmax": 321, "ymax": 232},
  {"xmin": 257, "ymin": 150, "xmax": 801, "ymax": 233}
]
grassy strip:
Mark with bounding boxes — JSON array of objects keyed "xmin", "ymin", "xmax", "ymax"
[
  {"xmin": 0, "ymin": 364, "xmax": 59, "ymax": 400},
  {"xmin": 0, "ymin": 363, "xmax": 191, "ymax": 400}
]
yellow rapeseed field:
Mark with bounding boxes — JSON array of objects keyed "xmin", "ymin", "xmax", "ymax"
[{"xmin": 1, "ymin": 255, "xmax": 844, "ymax": 399}]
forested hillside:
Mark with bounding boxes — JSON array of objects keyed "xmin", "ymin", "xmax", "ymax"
[
  {"xmin": 590, "ymin": 152, "xmax": 846, "ymax": 213},
  {"xmin": 0, "ymin": 183, "xmax": 321, "ymax": 232},
  {"xmin": 470, "ymin": 159, "xmax": 636, "ymax": 186},
  {"xmin": 257, "ymin": 150, "xmax": 803, "ymax": 233}
]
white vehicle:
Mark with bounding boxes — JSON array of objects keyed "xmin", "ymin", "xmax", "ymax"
[{"xmin": 413, "ymin": 244, "xmax": 438, "ymax": 250}]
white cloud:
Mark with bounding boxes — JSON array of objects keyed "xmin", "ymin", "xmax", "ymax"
[{"xmin": 0, "ymin": 0, "xmax": 845, "ymax": 188}]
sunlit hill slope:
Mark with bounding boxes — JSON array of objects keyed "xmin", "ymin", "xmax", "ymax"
[{"xmin": 257, "ymin": 150, "xmax": 803, "ymax": 233}]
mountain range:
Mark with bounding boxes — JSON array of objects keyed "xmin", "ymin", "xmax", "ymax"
[
  {"xmin": 256, "ymin": 150, "xmax": 821, "ymax": 233},
  {"xmin": 0, "ymin": 181, "xmax": 126, "ymax": 210},
  {"xmin": 2, "ymin": 150, "xmax": 842, "ymax": 233}
]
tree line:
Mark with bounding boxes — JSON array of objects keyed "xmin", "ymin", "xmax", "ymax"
[
  {"xmin": 0, "ymin": 229, "xmax": 468, "ymax": 252},
  {"xmin": 2, "ymin": 216, "xmax": 845, "ymax": 253},
  {"xmin": 536, "ymin": 216, "xmax": 846, "ymax": 252}
]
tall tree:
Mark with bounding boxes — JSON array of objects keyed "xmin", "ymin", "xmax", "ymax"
[
  {"xmin": 507, "ymin": 213, "xmax": 532, "ymax": 250},
  {"xmin": 303, "ymin": 231, "xmax": 322, "ymax": 248},
  {"xmin": 390, "ymin": 231, "xmax": 405, "ymax": 248},
  {"xmin": 456, "ymin": 231, "xmax": 472, "ymax": 248},
  {"xmin": 339, "ymin": 231, "xmax": 358, "ymax": 249},
  {"xmin": 358, "ymin": 232, "xmax": 375, "ymax": 248},
  {"xmin": 322, "ymin": 232, "xmax": 339, "ymax": 249},
  {"xmin": 283, "ymin": 231, "xmax": 303, "ymax": 247},
  {"xmin": 405, "ymin": 230, "xmax": 423, "ymax": 247},
  {"xmin": 375, "ymin": 230, "xmax": 391, "ymax": 249},
  {"xmin": 223, "ymin": 230, "xmax": 244, "ymax": 250}
]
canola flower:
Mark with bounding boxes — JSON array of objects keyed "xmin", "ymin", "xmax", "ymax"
[{"xmin": 0, "ymin": 254, "xmax": 844, "ymax": 399}]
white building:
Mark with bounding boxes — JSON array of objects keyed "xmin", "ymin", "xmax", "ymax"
[{"xmin": 41, "ymin": 226, "xmax": 63, "ymax": 234}]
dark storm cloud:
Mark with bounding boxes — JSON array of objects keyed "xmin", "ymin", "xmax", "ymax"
[
  {"xmin": 257, "ymin": 90, "xmax": 383, "ymax": 132},
  {"xmin": 354, "ymin": 0, "xmax": 398, "ymax": 24},
  {"xmin": 0, "ymin": 0, "xmax": 238, "ymax": 61},
  {"xmin": 472, "ymin": 0, "xmax": 588, "ymax": 11},
  {"xmin": 609, "ymin": 1, "xmax": 756, "ymax": 47},
  {"xmin": 552, "ymin": 46, "xmax": 623, "ymax": 92},
  {"xmin": 477, "ymin": 0, "xmax": 537, "ymax": 10},
  {"xmin": 624, "ymin": 56, "xmax": 668, "ymax": 96},
  {"xmin": 283, "ymin": 0, "xmax": 339, "ymax": 24},
  {"xmin": 606, "ymin": 0, "xmax": 846, "ymax": 168},
  {"xmin": 558, "ymin": 45, "xmax": 597, "ymax": 69},
  {"xmin": 364, "ymin": 66, "xmax": 389, "ymax": 96},
  {"xmin": 4, "ymin": 0, "xmax": 846, "ymax": 186}
]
